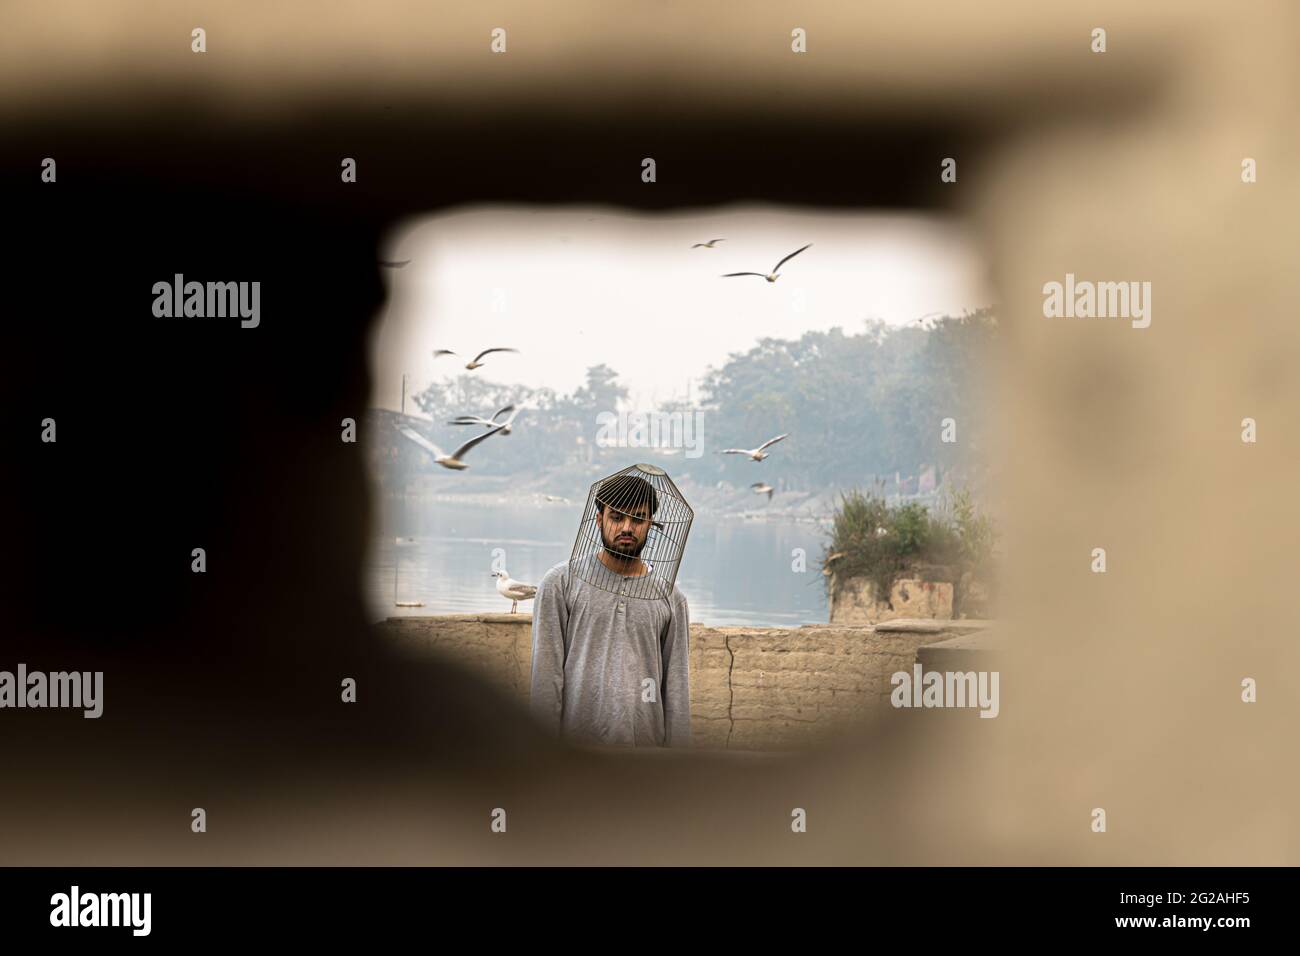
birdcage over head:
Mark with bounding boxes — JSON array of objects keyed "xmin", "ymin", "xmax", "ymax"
[{"xmin": 569, "ymin": 463, "xmax": 694, "ymax": 601}]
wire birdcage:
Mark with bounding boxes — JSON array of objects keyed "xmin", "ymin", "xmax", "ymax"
[{"xmin": 569, "ymin": 463, "xmax": 694, "ymax": 602}]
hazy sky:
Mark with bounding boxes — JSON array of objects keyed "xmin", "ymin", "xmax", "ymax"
[{"xmin": 369, "ymin": 204, "xmax": 994, "ymax": 415}]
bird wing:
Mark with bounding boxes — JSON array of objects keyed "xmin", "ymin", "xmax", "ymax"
[
  {"xmin": 448, "ymin": 416, "xmax": 490, "ymax": 426},
  {"xmin": 772, "ymin": 243, "xmax": 812, "ymax": 272},
  {"xmin": 756, "ymin": 433, "xmax": 789, "ymax": 451},
  {"xmin": 721, "ymin": 272, "xmax": 766, "ymax": 278},
  {"xmin": 433, "ymin": 349, "xmax": 458, "ymax": 358},
  {"xmin": 471, "ymin": 347, "xmax": 519, "ymax": 363},
  {"xmin": 719, "ymin": 448, "xmax": 750, "ymax": 455},
  {"xmin": 709, "ymin": 238, "xmax": 725, "ymax": 244},
  {"xmin": 510, "ymin": 582, "xmax": 538, "ymax": 598},
  {"xmin": 378, "ymin": 260, "xmax": 410, "ymax": 268},
  {"xmin": 490, "ymin": 404, "xmax": 517, "ymax": 422},
  {"xmin": 395, "ymin": 425, "xmax": 446, "ymax": 460},
  {"xmin": 450, "ymin": 423, "xmax": 507, "ymax": 461}
]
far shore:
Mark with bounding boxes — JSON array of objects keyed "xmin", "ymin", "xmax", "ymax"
[
  {"xmin": 379, "ymin": 485, "xmax": 837, "ymax": 524},
  {"xmin": 371, "ymin": 456, "xmax": 948, "ymax": 525}
]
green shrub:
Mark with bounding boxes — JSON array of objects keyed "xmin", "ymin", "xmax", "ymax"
[{"xmin": 821, "ymin": 487, "xmax": 997, "ymax": 615}]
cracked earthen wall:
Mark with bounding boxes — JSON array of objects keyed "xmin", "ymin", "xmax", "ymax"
[{"xmin": 379, "ymin": 614, "xmax": 980, "ymax": 750}]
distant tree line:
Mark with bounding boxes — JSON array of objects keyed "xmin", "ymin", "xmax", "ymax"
[{"xmin": 401, "ymin": 310, "xmax": 997, "ymax": 489}]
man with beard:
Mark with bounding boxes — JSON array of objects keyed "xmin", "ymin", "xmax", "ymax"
[{"xmin": 529, "ymin": 473, "xmax": 692, "ymax": 748}]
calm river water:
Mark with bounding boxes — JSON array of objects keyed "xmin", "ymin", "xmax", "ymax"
[{"xmin": 365, "ymin": 498, "xmax": 830, "ymax": 627}]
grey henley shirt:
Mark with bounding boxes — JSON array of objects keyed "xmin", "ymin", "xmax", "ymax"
[{"xmin": 529, "ymin": 554, "xmax": 693, "ymax": 748}]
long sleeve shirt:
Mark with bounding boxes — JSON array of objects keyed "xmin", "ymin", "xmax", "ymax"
[{"xmin": 529, "ymin": 555, "xmax": 693, "ymax": 748}]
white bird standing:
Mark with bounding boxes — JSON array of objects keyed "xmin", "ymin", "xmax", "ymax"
[
  {"xmin": 719, "ymin": 433, "xmax": 788, "ymax": 461},
  {"xmin": 448, "ymin": 404, "xmax": 521, "ymax": 434},
  {"xmin": 721, "ymin": 243, "xmax": 812, "ymax": 282},
  {"xmin": 692, "ymin": 238, "xmax": 726, "ymax": 248},
  {"xmin": 491, "ymin": 569, "xmax": 537, "ymax": 613},
  {"xmin": 433, "ymin": 347, "xmax": 519, "ymax": 370},
  {"xmin": 394, "ymin": 422, "xmax": 506, "ymax": 470}
]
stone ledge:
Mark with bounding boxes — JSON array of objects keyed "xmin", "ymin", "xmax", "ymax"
[
  {"xmin": 872, "ymin": 618, "xmax": 995, "ymax": 634},
  {"xmin": 915, "ymin": 629, "xmax": 1003, "ymax": 670},
  {"xmin": 382, "ymin": 615, "xmax": 998, "ymax": 633},
  {"xmin": 797, "ymin": 622, "xmax": 876, "ymax": 630}
]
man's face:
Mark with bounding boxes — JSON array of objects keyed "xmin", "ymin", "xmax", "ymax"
[{"xmin": 598, "ymin": 500, "xmax": 652, "ymax": 558}]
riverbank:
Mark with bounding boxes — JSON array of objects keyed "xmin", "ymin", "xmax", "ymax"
[{"xmin": 383, "ymin": 465, "xmax": 943, "ymax": 525}]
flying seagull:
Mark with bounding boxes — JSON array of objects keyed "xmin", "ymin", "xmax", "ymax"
[
  {"xmin": 721, "ymin": 243, "xmax": 812, "ymax": 282},
  {"xmin": 491, "ymin": 569, "xmax": 537, "ymax": 613},
  {"xmin": 433, "ymin": 347, "xmax": 519, "ymax": 370},
  {"xmin": 719, "ymin": 434, "xmax": 788, "ymax": 461},
  {"xmin": 692, "ymin": 238, "xmax": 725, "ymax": 248},
  {"xmin": 449, "ymin": 404, "xmax": 521, "ymax": 434},
  {"xmin": 394, "ymin": 422, "xmax": 506, "ymax": 470},
  {"xmin": 751, "ymin": 482, "xmax": 774, "ymax": 501}
]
